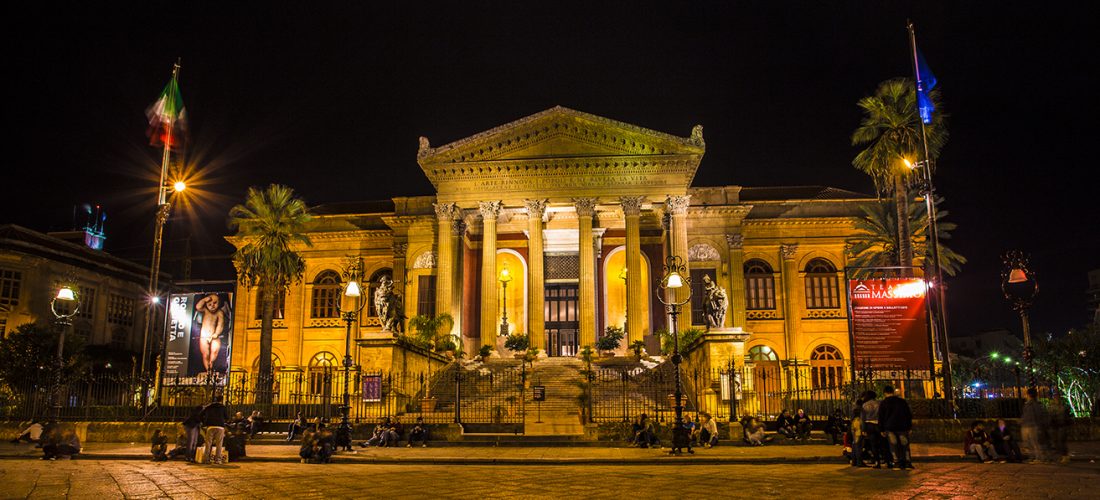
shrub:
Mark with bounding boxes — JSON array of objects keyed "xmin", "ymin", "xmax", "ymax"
[
  {"xmin": 478, "ymin": 344, "xmax": 493, "ymax": 359},
  {"xmin": 658, "ymin": 327, "xmax": 706, "ymax": 354},
  {"xmin": 503, "ymin": 334, "xmax": 529, "ymax": 352},
  {"xmin": 595, "ymin": 326, "xmax": 625, "ymax": 352}
]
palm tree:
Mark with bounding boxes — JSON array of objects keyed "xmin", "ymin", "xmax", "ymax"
[
  {"xmin": 852, "ymin": 78, "xmax": 947, "ymax": 269},
  {"xmin": 407, "ymin": 313, "xmax": 455, "ymax": 351},
  {"xmin": 229, "ymin": 184, "xmax": 312, "ymax": 402},
  {"xmin": 847, "ymin": 194, "xmax": 966, "ymax": 278}
]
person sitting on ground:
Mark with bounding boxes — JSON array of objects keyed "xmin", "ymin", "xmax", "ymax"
[
  {"xmin": 741, "ymin": 416, "xmax": 766, "ymax": 446},
  {"xmin": 41, "ymin": 426, "xmax": 81, "ymax": 460},
  {"xmin": 631, "ymin": 414, "xmax": 659, "ymax": 448},
  {"xmin": 299, "ymin": 429, "xmax": 317, "ymax": 463},
  {"xmin": 825, "ymin": 408, "xmax": 846, "ymax": 445},
  {"xmin": 360, "ymin": 419, "xmax": 389, "ymax": 447},
  {"xmin": 287, "ymin": 412, "xmax": 305, "ymax": 442},
  {"xmin": 315, "ymin": 426, "xmax": 335, "ymax": 463},
  {"xmin": 775, "ymin": 409, "xmax": 797, "ymax": 439},
  {"xmin": 407, "ymin": 417, "xmax": 430, "ymax": 448},
  {"xmin": 990, "ymin": 419, "xmax": 1023, "ymax": 462},
  {"xmin": 167, "ymin": 431, "xmax": 192, "ymax": 460},
  {"xmin": 699, "ymin": 412, "xmax": 719, "ymax": 448},
  {"xmin": 792, "ymin": 408, "xmax": 813, "ymax": 441},
  {"xmin": 386, "ymin": 417, "xmax": 404, "ymax": 447},
  {"xmin": 964, "ymin": 420, "xmax": 1001, "ymax": 463},
  {"xmin": 247, "ymin": 410, "xmax": 264, "ymax": 439},
  {"xmin": 11, "ymin": 420, "xmax": 44, "ymax": 446},
  {"xmin": 151, "ymin": 429, "xmax": 169, "ymax": 462}
]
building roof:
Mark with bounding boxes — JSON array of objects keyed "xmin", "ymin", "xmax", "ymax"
[
  {"xmin": 0, "ymin": 224, "xmax": 155, "ymax": 284},
  {"xmin": 310, "ymin": 200, "xmax": 396, "ymax": 216},
  {"xmin": 738, "ymin": 186, "xmax": 872, "ymax": 202}
]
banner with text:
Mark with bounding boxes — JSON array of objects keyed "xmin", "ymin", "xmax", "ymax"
[
  {"xmin": 849, "ymin": 278, "xmax": 931, "ymax": 379},
  {"xmin": 164, "ymin": 292, "xmax": 235, "ymax": 386}
]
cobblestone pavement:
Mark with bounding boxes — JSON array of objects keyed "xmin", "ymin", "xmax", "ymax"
[{"xmin": 1, "ymin": 459, "xmax": 1096, "ymax": 499}]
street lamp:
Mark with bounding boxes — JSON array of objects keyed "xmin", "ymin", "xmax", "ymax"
[
  {"xmin": 336, "ymin": 260, "xmax": 367, "ymax": 451},
  {"xmin": 499, "ymin": 264, "xmax": 512, "ymax": 337},
  {"xmin": 619, "ymin": 266, "xmax": 627, "ymax": 329},
  {"xmin": 49, "ymin": 283, "xmax": 80, "ymax": 422},
  {"xmin": 1001, "ymin": 251, "xmax": 1038, "ymax": 389},
  {"xmin": 657, "ymin": 255, "xmax": 692, "ymax": 455}
]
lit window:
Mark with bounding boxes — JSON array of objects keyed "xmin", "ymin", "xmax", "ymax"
[
  {"xmin": 804, "ymin": 258, "xmax": 840, "ymax": 309},
  {"xmin": 744, "ymin": 260, "xmax": 775, "ymax": 310}
]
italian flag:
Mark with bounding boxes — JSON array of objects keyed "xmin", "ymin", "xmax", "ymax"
[{"xmin": 145, "ymin": 73, "xmax": 187, "ymax": 149}]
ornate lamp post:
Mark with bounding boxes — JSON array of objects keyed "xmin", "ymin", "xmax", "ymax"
[
  {"xmin": 657, "ymin": 255, "xmax": 692, "ymax": 454},
  {"xmin": 619, "ymin": 266, "xmax": 628, "ymax": 329},
  {"xmin": 49, "ymin": 283, "xmax": 80, "ymax": 422},
  {"xmin": 499, "ymin": 264, "xmax": 512, "ymax": 337},
  {"xmin": 336, "ymin": 260, "xmax": 366, "ymax": 451},
  {"xmin": 1001, "ymin": 251, "xmax": 1038, "ymax": 389}
]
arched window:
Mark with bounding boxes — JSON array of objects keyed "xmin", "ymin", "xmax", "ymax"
[
  {"xmin": 810, "ymin": 344, "xmax": 845, "ymax": 389},
  {"xmin": 310, "ymin": 271, "xmax": 341, "ymax": 319},
  {"xmin": 747, "ymin": 345, "xmax": 778, "ymax": 362},
  {"xmin": 804, "ymin": 258, "xmax": 840, "ymax": 309},
  {"xmin": 308, "ymin": 352, "xmax": 338, "ymax": 396},
  {"xmin": 744, "ymin": 260, "xmax": 776, "ymax": 310},
  {"xmin": 367, "ymin": 269, "xmax": 393, "ymax": 318},
  {"xmin": 252, "ymin": 354, "xmax": 282, "ymax": 373}
]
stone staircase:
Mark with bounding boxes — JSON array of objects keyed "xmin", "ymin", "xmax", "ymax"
[{"xmin": 523, "ymin": 357, "xmax": 585, "ymax": 436}]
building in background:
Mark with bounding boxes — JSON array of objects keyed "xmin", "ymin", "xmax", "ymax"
[
  {"xmin": 0, "ymin": 224, "xmax": 150, "ymax": 351},
  {"xmin": 1087, "ymin": 269, "xmax": 1100, "ymax": 323}
]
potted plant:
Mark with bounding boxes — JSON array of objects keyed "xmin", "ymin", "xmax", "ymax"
[
  {"xmin": 421, "ymin": 395, "xmax": 438, "ymax": 413},
  {"xmin": 407, "ymin": 313, "xmax": 455, "ymax": 352},
  {"xmin": 630, "ymin": 340, "xmax": 646, "ymax": 360},
  {"xmin": 437, "ymin": 338, "xmax": 458, "ymax": 359},
  {"xmin": 595, "ymin": 326, "xmax": 624, "ymax": 357},
  {"xmin": 504, "ymin": 334, "xmax": 529, "ymax": 358},
  {"xmin": 478, "ymin": 344, "xmax": 493, "ymax": 360}
]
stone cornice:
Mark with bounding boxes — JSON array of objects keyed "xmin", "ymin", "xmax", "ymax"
[
  {"xmin": 743, "ymin": 217, "xmax": 855, "ymax": 227},
  {"xmin": 381, "ymin": 215, "xmax": 419, "ymax": 229},
  {"xmin": 687, "ymin": 206, "xmax": 753, "ymax": 218},
  {"xmin": 307, "ymin": 230, "xmax": 392, "ymax": 241}
]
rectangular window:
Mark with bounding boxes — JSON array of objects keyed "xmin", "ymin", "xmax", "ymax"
[
  {"xmin": 311, "ymin": 287, "xmax": 339, "ymax": 319},
  {"xmin": 76, "ymin": 286, "xmax": 96, "ymax": 320},
  {"xmin": 107, "ymin": 293, "xmax": 135, "ymax": 326},
  {"xmin": 0, "ymin": 318, "xmax": 6, "ymax": 339},
  {"xmin": 745, "ymin": 275, "xmax": 776, "ymax": 310},
  {"xmin": 255, "ymin": 290, "xmax": 286, "ymax": 320},
  {"xmin": 805, "ymin": 275, "xmax": 840, "ymax": 309},
  {"xmin": 0, "ymin": 269, "xmax": 22, "ymax": 308},
  {"xmin": 417, "ymin": 275, "xmax": 437, "ymax": 318}
]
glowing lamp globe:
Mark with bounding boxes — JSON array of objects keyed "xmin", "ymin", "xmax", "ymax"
[
  {"xmin": 345, "ymin": 280, "xmax": 361, "ymax": 298},
  {"xmin": 665, "ymin": 271, "xmax": 684, "ymax": 289},
  {"xmin": 173, "ymin": 181, "xmax": 187, "ymax": 193},
  {"xmin": 1007, "ymin": 268, "xmax": 1028, "ymax": 284},
  {"xmin": 56, "ymin": 286, "xmax": 76, "ymax": 301}
]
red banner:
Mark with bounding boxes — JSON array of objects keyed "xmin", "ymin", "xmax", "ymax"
[{"xmin": 849, "ymin": 278, "xmax": 931, "ymax": 379}]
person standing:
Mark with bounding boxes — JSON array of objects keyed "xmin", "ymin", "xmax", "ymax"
[
  {"xmin": 861, "ymin": 390, "xmax": 890, "ymax": 468},
  {"xmin": 878, "ymin": 385, "xmax": 914, "ymax": 470},
  {"xmin": 1048, "ymin": 392, "xmax": 1072, "ymax": 464},
  {"xmin": 181, "ymin": 405, "xmax": 203, "ymax": 462},
  {"xmin": 200, "ymin": 395, "xmax": 229, "ymax": 464},
  {"xmin": 1020, "ymin": 388, "xmax": 1049, "ymax": 463}
]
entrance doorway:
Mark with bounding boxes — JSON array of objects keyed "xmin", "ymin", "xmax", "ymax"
[{"xmin": 544, "ymin": 283, "xmax": 578, "ymax": 356}]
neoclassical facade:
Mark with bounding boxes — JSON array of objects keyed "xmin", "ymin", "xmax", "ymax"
[{"xmin": 229, "ymin": 107, "xmax": 871, "ymax": 383}]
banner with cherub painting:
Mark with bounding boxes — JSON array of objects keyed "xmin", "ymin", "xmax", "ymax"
[{"xmin": 164, "ymin": 292, "xmax": 234, "ymax": 385}]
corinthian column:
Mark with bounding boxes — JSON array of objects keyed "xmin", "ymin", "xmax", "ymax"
[
  {"xmin": 779, "ymin": 243, "xmax": 799, "ymax": 361},
  {"xmin": 726, "ymin": 233, "xmax": 747, "ymax": 329},
  {"xmin": 479, "ymin": 201, "xmax": 503, "ymax": 350},
  {"xmin": 525, "ymin": 199, "xmax": 548, "ymax": 352},
  {"xmin": 574, "ymin": 198, "xmax": 597, "ymax": 350},
  {"xmin": 666, "ymin": 195, "xmax": 692, "ymax": 324},
  {"xmin": 433, "ymin": 202, "xmax": 458, "ymax": 327},
  {"xmin": 620, "ymin": 196, "xmax": 645, "ymax": 345}
]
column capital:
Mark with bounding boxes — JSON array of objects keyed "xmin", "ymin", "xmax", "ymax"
[
  {"xmin": 393, "ymin": 242, "xmax": 409, "ymax": 258},
  {"xmin": 452, "ymin": 219, "xmax": 467, "ymax": 236},
  {"xmin": 619, "ymin": 196, "xmax": 645, "ymax": 217},
  {"xmin": 780, "ymin": 243, "xmax": 799, "ymax": 261},
  {"xmin": 665, "ymin": 195, "xmax": 691, "ymax": 215},
  {"xmin": 524, "ymin": 199, "xmax": 549, "ymax": 220},
  {"xmin": 478, "ymin": 200, "xmax": 504, "ymax": 220},
  {"xmin": 572, "ymin": 197, "xmax": 598, "ymax": 217},
  {"xmin": 725, "ymin": 233, "xmax": 744, "ymax": 250},
  {"xmin": 433, "ymin": 202, "xmax": 459, "ymax": 221}
]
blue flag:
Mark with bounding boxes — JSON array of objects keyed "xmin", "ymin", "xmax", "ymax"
[{"xmin": 915, "ymin": 48, "xmax": 937, "ymax": 124}]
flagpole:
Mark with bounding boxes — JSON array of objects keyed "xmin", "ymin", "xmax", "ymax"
[
  {"xmin": 907, "ymin": 21, "xmax": 954, "ymax": 403},
  {"xmin": 141, "ymin": 60, "xmax": 180, "ymax": 409}
]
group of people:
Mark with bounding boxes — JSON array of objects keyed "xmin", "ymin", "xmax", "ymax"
[
  {"xmin": 629, "ymin": 412, "xmax": 723, "ymax": 450},
  {"xmin": 11, "ymin": 419, "xmax": 82, "ymax": 460},
  {"xmin": 358, "ymin": 416, "xmax": 430, "ymax": 448},
  {"xmin": 775, "ymin": 408, "xmax": 814, "ymax": 441},
  {"xmin": 846, "ymin": 385, "xmax": 915, "ymax": 470}
]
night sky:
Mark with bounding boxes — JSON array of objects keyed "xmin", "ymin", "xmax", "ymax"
[{"xmin": 6, "ymin": 2, "xmax": 1097, "ymax": 340}]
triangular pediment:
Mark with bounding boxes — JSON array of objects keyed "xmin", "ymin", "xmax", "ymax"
[{"xmin": 417, "ymin": 106, "xmax": 705, "ymax": 165}]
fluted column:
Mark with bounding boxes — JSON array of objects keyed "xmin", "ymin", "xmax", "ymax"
[
  {"xmin": 433, "ymin": 203, "xmax": 458, "ymax": 325},
  {"xmin": 525, "ymin": 199, "xmax": 548, "ymax": 352},
  {"xmin": 393, "ymin": 241, "xmax": 409, "ymax": 306},
  {"xmin": 726, "ymin": 233, "xmax": 747, "ymax": 329},
  {"xmin": 479, "ymin": 201, "xmax": 503, "ymax": 350},
  {"xmin": 451, "ymin": 219, "xmax": 466, "ymax": 339},
  {"xmin": 574, "ymin": 198, "xmax": 597, "ymax": 350},
  {"xmin": 779, "ymin": 243, "xmax": 799, "ymax": 361},
  {"xmin": 666, "ymin": 195, "xmax": 692, "ymax": 324},
  {"xmin": 620, "ymin": 196, "xmax": 645, "ymax": 345}
]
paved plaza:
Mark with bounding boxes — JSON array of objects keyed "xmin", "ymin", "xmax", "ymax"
[{"xmin": 1, "ymin": 459, "xmax": 1097, "ymax": 499}]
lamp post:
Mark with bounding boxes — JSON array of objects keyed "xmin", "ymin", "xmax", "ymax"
[
  {"xmin": 619, "ymin": 266, "xmax": 627, "ymax": 329},
  {"xmin": 499, "ymin": 264, "xmax": 512, "ymax": 337},
  {"xmin": 336, "ymin": 260, "xmax": 366, "ymax": 451},
  {"xmin": 49, "ymin": 284, "xmax": 80, "ymax": 422},
  {"xmin": 1001, "ymin": 251, "xmax": 1038, "ymax": 389},
  {"xmin": 657, "ymin": 255, "xmax": 692, "ymax": 455}
]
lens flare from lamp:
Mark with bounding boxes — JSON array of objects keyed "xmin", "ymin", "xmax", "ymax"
[
  {"xmin": 173, "ymin": 181, "xmax": 187, "ymax": 193},
  {"xmin": 56, "ymin": 286, "xmax": 76, "ymax": 301},
  {"xmin": 345, "ymin": 280, "xmax": 361, "ymax": 298}
]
